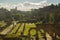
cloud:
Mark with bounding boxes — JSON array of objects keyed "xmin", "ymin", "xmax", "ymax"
[{"xmin": 0, "ymin": 0, "xmax": 50, "ymax": 11}]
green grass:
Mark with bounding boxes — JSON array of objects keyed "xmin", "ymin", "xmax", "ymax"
[
  {"xmin": 6, "ymin": 23, "xmax": 24, "ymax": 38},
  {"xmin": 23, "ymin": 23, "xmax": 36, "ymax": 35},
  {"xmin": 9, "ymin": 23, "xmax": 20, "ymax": 34},
  {"xmin": 30, "ymin": 29, "xmax": 36, "ymax": 35},
  {"xmin": 0, "ymin": 22, "xmax": 56, "ymax": 40},
  {"xmin": 5, "ymin": 23, "xmax": 45, "ymax": 39},
  {"xmin": 0, "ymin": 21, "xmax": 6, "ymax": 27},
  {"xmin": 16, "ymin": 23, "xmax": 24, "ymax": 36}
]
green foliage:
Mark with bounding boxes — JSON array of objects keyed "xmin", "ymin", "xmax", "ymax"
[{"xmin": 0, "ymin": 3, "xmax": 60, "ymax": 23}]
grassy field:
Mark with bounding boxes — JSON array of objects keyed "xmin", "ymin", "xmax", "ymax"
[
  {"xmin": 23, "ymin": 23, "xmax": 36, "ymax": 35},
  {"xmin": 0, "ymin": 21, "xmax": 6, "ymax": 27},
  {"xmin": 8, "ymin": 23, "xmax": 20, "ymax": 34},
  {"xmin": 0, "ymin": 22, "xmax": 52, "ymax": 40},
  {"xmin": 4, "ymin": 23, "xmax": 45, "ymax": 39},
  {"xmin": 5, "ymin": 23, "xmax": 37, "ymax": 38}
]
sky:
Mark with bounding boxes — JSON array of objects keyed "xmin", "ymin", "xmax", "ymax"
[
  {"xmin": 0, "ymin": 0, "xmax": 60, "ymax": 11},
  {"xmin": 0, "ymin": 0, "xmax": 60, "ymax": 4}
]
